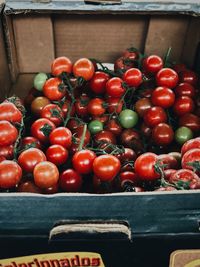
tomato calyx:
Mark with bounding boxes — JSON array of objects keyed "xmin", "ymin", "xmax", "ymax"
[
  {"xmin": 50, "ymin": 108, "xmax": 64, "ymax": 121},
  {"xmin": 40, "ymin": 123, "xmax": 53, "ymax": 137}
]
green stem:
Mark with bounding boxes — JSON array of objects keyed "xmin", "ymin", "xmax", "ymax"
[
  {"xmin": 164, "ymin": 47, "xmax": 172, "ymax": 67},
  {"xmin": 13, "ymin": 118, "xmax": 24, "ymax": 160},
  {"xmin": 78, "ymin": 124, "xmax": 87, "ymax": 151}
]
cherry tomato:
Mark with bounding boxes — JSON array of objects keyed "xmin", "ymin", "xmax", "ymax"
[
  {"xmin": 49, "ymin": 127, "xmax": 72, "ymax": 149},
  {"xmin": 152, "ymin": 123, "xmax": 174, "ymax": 146},
  {"xmin": 92, "ymin": 114, "xmax": 109, "ymax": 124},
  {"xmin": 151, "ymin": 87, "xmax": 175, "ymax": 108},
  {"xmin": 43, "ymin": 77, "xmax": 65, "ymax": 101},
  {"xmin": 72, "ymin": 149, "xmax": 96, "ymax": 174},
  {"xmin": 31, "ymin": 118, "xmax": 56, "ymax": 143},
  {"xmin": 181, "ymin": 138, "xmax": 200, "ymax": 155},
  {"xmin": 123, "ymin": 68, "xmax": 142, "ymax": 87},
  {"xmin": 139, "ymin": 88, "xmax": 154, "ymax": 98},
  {"xmin": 0, "ymin": 145, "xmax": 13, "ymax": 159},
  {"xmin": 88, "ymin": 98, "xmax": 106, "ymax": 117},
  {"xmin": 0, "ymin": 121, "xmax": 18, "ymax": 146},
  {"xmin": 0, "ymin": 102, "xmax": 22, "ymax": 124},
  {"xmin": 143, "ymin": 55, "xmax": 163, "ymax": 73},
  {"xmin": 119, "ymin": 171, "xmax": 138, "ymax": 186},
  {"xmin": 18, "ymin": 148, "xmax": 46, "ymax": 173},
  {"xmin": 175, "ymin": 126, "xmax": 193, "ymax": 145},
  {"xmin": 181, "ymin": 148, "xmax": 200, "ymax": 172},
  {"xmin": 88, "ymin": 120, "xmax": 103, "ymax": 134},
  {"xmin": 114, "ymin": 57, "xmax": 135, "ymax": 72},
  {"xmin": 157, "ymin": 154, "xmax": 178, "ymax": 169},
  {"xmin": 107, "ymin": 98, "xmax": 123, "ymax": 114},
  {"xmin": 175, "ymin": 83, "xmax": 195, "ymax": 98},
  {"xmin": 156, "ymin": 68, "xmax": 178, "ymax": 88},
  {"xmin": 46, "ymin": 145, "xmax": 68, "ymax": 166},
  {"xmin": 116, "ymin": 147, "xmax": 137, "ymax": 163},
  {"xmin": 73, "ymin": 125, "xmax": 91, "ymax": 146},
  {"xmin": 31, "ymin": 96, "xmax": 51, "ymax": 117},
  {"xmin": 33, "ymin": 73, "xmax": 48, "ymax": 91},
  {"xmin": 179, "ymin": 113, "xmax": 200, "ymax": 132},
  {"xmin": 122, "ymin": 47, "xmax": 139, "ymax": 61},
  {"xmin": 0, "ymin": 160, "xmax": 22, "ymax": 189},
  {"xmin": 73, "ymin": 58, "xmax": 95, "ymax": 81},
  {"xmin": 41, "ymin": 104, "xmax": 64, "ymax": 126},
  {"xmin": 179, "ymin": 70, "xmax": 198, "ymax": 86},
  {"xmin": 75, "ymin": 95, "xmax": 89, "ymax": 117},
  {"xmin": 163, "ymin": 169, "xmax": 177, "ymax": 181},
  {"xmin": 120, "ymin": 129, "xmax": 140, "ymax": 148},
  {"xmin": 21, "ymin": 136, "xmax": 41, "ymax": 150},
  {"xmin": 34, "ymin": 161, "xmax": 59, "ymax": 189},
  {"xmin": 89, "ymin": 71, "xmax": 110, "ymax": 94},
  {"xmin": 93, "ymin": 155, "xmax": 121, "ymax": 182},
  {"xmin": 169, "ymin": 169, "xmax": 200, "ymax": 189},
  {"xmin": 51, "ymin": 56, "xmax": 72, "ymax": 76},
  {"xmin": 95, "ymin": 130, "xmax": 116, "ymax": 145},
  {"xmin": 62, "ymin": 100, "xmax": 75, "ymax": 118},
  {"xmin": 143, "ymin": 106, "xmax": 167, "ymax": 128},
  {"xmin": 18, "ymin": 180, "xmax": 42, "ymax": 193},
  {"xmin": 173, "ymin": 63, "xmax": 186, "ymax": 73},
  {"xmin": 119, "ymin": 109, "xmax": 138, "ymax": 129},
  {"xmin": 60, "ymin": 169, "xmax": 82, "ymax": 192},
  {"xmin": 106, "ymin": 77, "xmax": 125, "ymax": 98},
  {"xmin": 43, "ymin": 183, "xmax": 59, "ymax": 194},
  {"xmin": 134, "ymin": 152, "xmax": 160, "ymax": 181},
  {"xmin": 173, "ymin": 96, "xmax": 194, "ymax": 117},
  {"xmin": 105, "ymin": 119, "xmax": 122, "ymax": 136},
  {"xmin": 140, "ymin": 123, "xmax": 152, "ymax": 138},
  {"xmin": 155, "ymin": 186, "xmax": 177, "ymax": 191},
  {"xmin": 135, "ymin": 98, "xmax": 152, "ymax": 117}
]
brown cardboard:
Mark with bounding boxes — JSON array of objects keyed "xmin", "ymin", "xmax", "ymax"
[
  {"xmin": 13, "ymin": 15, "xmax": 54, "ymax": 73},
  {"xmin": 54, "ymin": 14, "xmax": 148, "ymax": 62},
  {"xmin": 170, "ymin": 250, "xmax": 200, "ymax": 267},
  {"xmin": 10, "ymin": 73, "xmax": 34, "ymax": 98},
  {"xmin": 145, "ymin": 16, "xmax": 190, "ymax": 63}
]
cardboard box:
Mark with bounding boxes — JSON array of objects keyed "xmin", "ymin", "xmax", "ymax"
[{"xmin": 1, "ymin": 1, "xmax": 200, "ymax": 266}]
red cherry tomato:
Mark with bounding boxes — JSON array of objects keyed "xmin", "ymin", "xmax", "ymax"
[
  {"xmin": 18, "ymin": 148, "xmax": 46, "ymax": 173},
  {"xmin": 106, "ymin": 77, "xmax": 125, "ymax": 98},
  {"xmin": 179, "ymin": 113, "xmax": 200, "ymax": 132},
  {"xmin": 43, "ymin": 77, "xmax": 65, "ymax": 101},
  {"xmin": 120, "ymin": 129, "xmax": 140, "ymax": 148},
  {"xmin": 119, "ymin": 171, "xmax": 138, "ymax": 186},
  {"xmin": 116, "ymin": 147, "xmax": 137, "ymax": 163},
  {"xmin": 143, "ymin": 106, "xmax": 167, "ymax": 128},
  {"xmin": 123, "ymin": 68, "xmax": 142, "ymax": 87},
  {"xmin": 89, "ymin": 71, "xmax": 110, "ymax": 94},
  {"xmin": 0, "ymin": 121, "xmax": 18, "ymax": 146},
  {"xmin": 73, "ymin": 58, "xmax": 95, "ymax": 81},
  {"xmin": 49, "ymin": 127, "xmax": 72, "ymax": 149},
  {"xmin": 107, "ymin": 98, "xmax": 123, "ymax": 114},
  {"xmin": 72, "ymin": 149, "xmax": 96, "ymax": 174},
  {"xmin": 134, "ymin": 152, "xmax": 160, "ymax": 181},
  {"xmin": 43, "ymin": 183, "xmax": 59, "ymax": 194},
  {"xmin": 88, "ymin": 98, "xmax": 106, "ymax": 117},
  {"xmin": 173, "ymin": 96, "xmax": 194, "ymax": 117},
  {"xmin": 163, "ymin": 169, "xmax": 177, "ymax": 181},
  {"xmin": 0, "ymin": 102, "xmax": 22, "ymax": 124},
  {"xmin": 179, "ymin": 70, "xmax": 198, "ymax": 86},
  {"xmin": 31, "ymin": 118, "xmax": 56, "ymax": 143},
  {"xmin": 95, "ymin": 130, "xmax": 116, "ymax": 145},
  {"xmin": 105, "ymin": 119, "xmax": 122, "ymax": 136},
  {"xmin": 60, "ymin": 169, "xmax": 82, "ymax": 192},
  {"xmin": 181, "ymin": 148, "xmax": 200, "ymax": 172},
  {"xmin": 114, "ymin": 57, "xmax": 135, "ymax": 72},
  {"xmin": 75, "ymin": 95, "xmax": 89, "ymax": 117},
  {"xmin": 152, "ymin": 123, "xmax": 174, "ymax": 146},
  {"xmin": 17, "ymin": 180, "xmax": 42, "ymax": 193},
  {"xmin": 169, "ymin": 169, "xmax": 200, "ymax": 189},
  {"xmin": 140, "ymin": 123, "xmax": 152, "ymax": 138},
  {"xmin": 34, "ymin": 161, "xmax": 59, "ymax": 189},
  {"xmin": 93, "ymin": 155, "xmax": 121, "ymax": 182},
  {"xmin": 46, "ymin": 145, "xmax": 68, "ymax": 166},
  {"xmin": 51, "ymin": 56, "xmax": 72, "ymax": 76},
  {"xmin": 156, "ymin": 68, "xmax": 178, "ymax": 88},
  {"xmin": 0, "ymin": 160, "xmax": 22, "ymax": 189},
  {"xmin": 181, "ymin": 138, "xmax": 200, "ymax": 155},
  {"xmin": 61, "ymin": 100, "xmax": 75, "ymax": 118},
  {"xmin": 21, "ymin": 136, "xmax": 41, "ymax": 150},
  {"xmin": 73, "ymin": 125, "xmax": 91, "ymax": 146},
  {"xmin": 0, "ymin": 144, "xmax": 14, "ymax": 159},
  {"xmin": 143, "ymin": 55, "xmax": 163, "ymax": 73},
  {"xmin": 41, "ymin": 104, "xmax": 64, "ymax": 126},
  {"xmin": 174, "ymin": 83, "xmax": 195, "ymax": 98},
  {"xmin": 151, "ymin": 87, "xmax": 175, "ymax": 108},
  {"xmin": 122, "ymin": 48, "xmax": 139, "ymax": 61},
  {"xmin": 135, "ymin": 98, "xmax": 152, "ymax": 117},
  {"xmin": 157, "ymin": 154, "xmax": 178, "ymax": 170}
]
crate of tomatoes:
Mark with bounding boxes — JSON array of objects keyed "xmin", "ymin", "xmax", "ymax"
[{"xmin": 1, "ymin": 1, "xmax": 200, "ymax": 266}]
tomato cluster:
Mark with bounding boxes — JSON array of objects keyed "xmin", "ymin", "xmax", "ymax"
[{"xmin": 0, "ymin": 47, "xmax": 200, "ymax": 193}]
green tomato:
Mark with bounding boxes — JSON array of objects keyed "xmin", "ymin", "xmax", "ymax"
[
  {"xmin": 119, "ymin": 109, "xmax": 138, "ymax": 129},
  {"xmin": 88, "ymin": 120, "xmax": 103, "ymax": 134},
  {"xmin": 34, "ymin": 73, "xmax": 48, "ymax": 91},
  {"xmin": 175, "ymin": 126, "xmax": 193, "ymax": 145}
]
